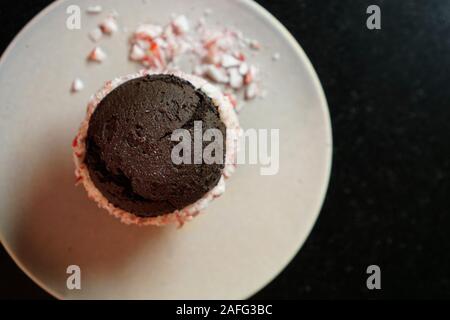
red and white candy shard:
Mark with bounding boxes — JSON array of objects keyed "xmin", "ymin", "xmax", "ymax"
[
  {"xmin": 129, "ymin": 44, "xmax": 146, "ymax": 61},
  {"xmin": 249, "ymin": 39, "xmax": 261, "ymax": 50},
  {"xmin": 245, "ymin": 82, "xmax": 258, "ymax": 100},
  {"xmin": 205, "ymin": 65, "xmax": 229, "ymax": 83},
  {"xmin": 77, "ymin": 13, "xmax": 262, "ymax": 105},
  {"xmin": 135, "ymin": 24, "xmax": 163, "ymax": 39},
  {"xmin": 238, "ymin": 62, "xmax": 249, "ymax": 75},
  {"xmin": 128, "ymin": 14, "xmax": 262, "ymax": 107},
  {"xmin": 221, "ymin": 54, "xmax": 241, "ymax": 68},
  {"xmin": 99, "ymin": 15, "xmax": 118, "ymax": 34},
  {"xmin": 88, "ymin": 46, "xmax": 107, "ymax": 62},
  {"xmin": 172, "ymin": 15, "xmax": 190, "ymax": 35},
  {"xmin": 228, "ymin": 68, "xmax": 243, "ymax": 89}
]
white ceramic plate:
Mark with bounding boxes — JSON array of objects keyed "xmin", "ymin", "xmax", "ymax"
[{"xmin": 0, "ymin": 0, "xmax": 332, "ymax": 299}]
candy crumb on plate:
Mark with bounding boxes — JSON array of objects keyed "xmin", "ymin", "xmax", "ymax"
[
  {"xmin": 71, "ymin": 78, "xmax": 84, "ymax": 93},
  {"xmin": 87, "ymin": 46, "xmax": 107, "ymax": 62}
]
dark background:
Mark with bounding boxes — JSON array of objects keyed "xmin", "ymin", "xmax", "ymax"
[{"xmin": 1, "ymin": 0, "xmax": 449, "ymax": 299}]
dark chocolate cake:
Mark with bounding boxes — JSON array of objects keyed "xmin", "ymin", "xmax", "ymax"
[{"xmin": 84, "ymin": 74, "xmax": 226, "ymax": 217}]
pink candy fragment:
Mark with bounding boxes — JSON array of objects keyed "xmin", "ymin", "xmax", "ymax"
[
  {"xmin": 128, "ymin": 15, "xmax": 262, "ymax": 105},
  {"xmin": 99, "ymin": 15, "xmax": 118, "ymax": 34},
  {"xmin": 172, "ymin": 15, "xmax": 190, "ymax": 35},
  {"xmin": 87, "ymin": 46, "xmax": 107, "ymax": 62},
  {"xmin": 77, "ymin": 12, "xmax": 264, "ymax": 106}
]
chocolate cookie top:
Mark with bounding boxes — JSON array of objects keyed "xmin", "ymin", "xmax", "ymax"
[{"xmin": 85, "ymin": 74, "xmax": 226, "ymax": 217}]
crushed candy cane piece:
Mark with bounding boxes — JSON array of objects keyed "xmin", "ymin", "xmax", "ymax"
[
  {"xmin": 204, "ymin": 48, "xmax": 222, "ymax": 65},
  {"xmin": 272, "ymin": 52, "xmax": 281, "ymax": 61},
  {"xmin": 71, "ymin": 78, "xmax": 84, "ymax": 92},
  {"xmin": 127, "ymin": 14, "xmax": 263, "ymax": 109},
  {"xmin": 239, "ymin": 62, "xmax": 249, "ymax": 75},
  {"xmin": 244, "ymin": 65, "xmax": 258, "ymax": 85},
  {"xmin": 86, "ymin": 5, "xmax": 102, "ymax": 14},
  {"xmin": 129, "ymin": 44, "xmax": 146, "ymax": 61},
  {"xmin": 245, "ymin": 83, "xmax": 258, "ymax": 100},
  {"xmin": 135, "ymin": 24, "xmax": 163, "ymax": 39},
  {"xmin": 234, "ymin": 51, "xmax": 246, "ymax": 61},
  {"xmin": 172, "ymin": 15, "xmax": 190, "ymax": 35},
  {"xmin": 221, "ymin": 54, "xmax": 241, "ymax": 68},
  {"xmin": 135, "ymin": 39, "xmax": 150, "ymax": 50},
  {"xmin": 244, "ymin": 71, "xmax": 253, "ymax": 85},
  {"xmin": 229, "ymin": 68, "xmax": 244, "ymax": 89},
  {"xmin": 88, "ymin": 46, "xmax": 107, "ymax": 62},
  {"xmin": 88, "ymin": 27, "xmax": 102, "ymax": 42},
  {"xmin": 225, "ymin": 92, "xmax": 238, "ymax": 109},
  {"xmin": 204, "ymin": 8, "xmax": 213, "ymax": 16},
  {"xmin": 249, "ymin": 39, "xmax": 261, "ymax": 50},
  {"xmin": 99, "ymin": 16, "xmax": 118, "ymax": 34},
  {"xmin": 205, "ymin": 65, "xmax": 229, "ymax": 83}
]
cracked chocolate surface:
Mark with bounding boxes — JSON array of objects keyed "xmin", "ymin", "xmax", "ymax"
[{"xmin": 85, "ymin": 74, "xmax": 226, "ymax": 217}]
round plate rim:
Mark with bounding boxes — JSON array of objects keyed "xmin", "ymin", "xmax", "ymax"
[{"xmin": 0, "ymin": 0, "xmax": 333, "ymax": 300}]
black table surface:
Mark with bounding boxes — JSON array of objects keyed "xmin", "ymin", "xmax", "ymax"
[{"xmin": 1, "ymin": 0, "xmax": 449, "ymax": 299}]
